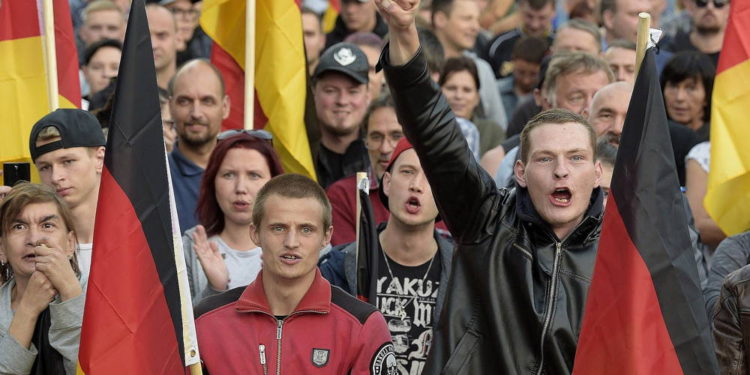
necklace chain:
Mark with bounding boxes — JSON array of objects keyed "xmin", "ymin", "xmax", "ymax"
[{"xmin": 381, "ymin": 247, "xmax": 435, "ymax": 320}]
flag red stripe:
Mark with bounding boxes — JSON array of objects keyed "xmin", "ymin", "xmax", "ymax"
[
  {"xmin": 54, "ymin": 0, "xmax": 81, "ymax": 106},
  {"xmin": 210, "ymin": 43, "xmax": 269, "ymax": 130},
  {"xmin": 716, "ymin": 0, "xmax": 750, "ymax": 74},
  {"xmin": 573, "ymin": 197, "xmax": 683, "ymax": 374},
  {"xmin": 79, "ymin": 168, "xmax": 183, "ymax": 374},
  {"xmin": 0, "ymin": 0, "xmax": 41, "ymax": 41}
]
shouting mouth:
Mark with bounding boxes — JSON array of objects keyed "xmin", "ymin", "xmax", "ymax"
[{"xmin": 550, "ymin": 188, "xmax": 572, "ymax": 207}]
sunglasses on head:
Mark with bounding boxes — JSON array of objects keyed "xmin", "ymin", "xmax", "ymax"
[
  {"xmin": 696, "ymin": 0, "xmax": 729, "ymax": 8},
  {"xmin": 217, "ymin": 129, "xmax": 273, "ymax": 142}
]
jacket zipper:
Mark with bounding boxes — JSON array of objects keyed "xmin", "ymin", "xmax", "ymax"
[
  {"xmin": 259, "ymin": 344, "xmax": 268, "ymax": 375},
  {"xmin": 535, "ymin": 241, "xmax": 563, "ymax": 375},
  {"xmin": 276, "ymin": 319, "xmax": 283, "ymax": 375}
]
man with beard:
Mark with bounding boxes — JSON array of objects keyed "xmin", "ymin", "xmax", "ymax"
[
  {"xmin": 312, "ymin": 43, "xmax": 372, "ymax": 188},
  {"xmin": 168, "ymin": 60, "xmax": 230, "ymax": 232},
  {"xmin": 659, "ymin": 0, "xmax": 730, "ymax": 66}
]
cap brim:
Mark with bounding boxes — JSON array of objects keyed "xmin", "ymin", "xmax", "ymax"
[{"xmin": 314, "ymin": 67, "xmax": 368, "ymax": 85}]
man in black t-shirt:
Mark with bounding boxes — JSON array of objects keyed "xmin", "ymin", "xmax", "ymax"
[
  {"xmin": 659, "ymin": 0, "xmax": 730, "ymax": 66},
  {"xmin": 320, "ymin": 138, "xmax": 454, "ymax": 374}
]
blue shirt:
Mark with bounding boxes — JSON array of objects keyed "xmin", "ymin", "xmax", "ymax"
[{"xmin": 168, "ymin": 146, "xmax": 204, "ymax": 234}]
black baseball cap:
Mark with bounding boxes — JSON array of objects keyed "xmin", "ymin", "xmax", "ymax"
[
  {"xmin": 313, "ymin": 42, "xmax": 369, "ymax": 84},
  {"xmin": 29, "ymin": 109, "xmax": 106, "ymax": 161}
]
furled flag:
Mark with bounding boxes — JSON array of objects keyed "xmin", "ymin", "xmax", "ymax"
[
  {"xmin": 355, "ymin": 172, "xmax": 379, "ymax": 302},
  {"xmin": 0, "ymin": 0, "xmax": 80, "ymax": 164},
  {"xmin": 200, "ymin": 0, "xmax": 317, "ymax": 180},
  {"xmin": 572, "ymin": 48, "xmax": 718, "ymax": 374},
  {"xmin": 77, "ymin": 0, "xmax": 200, "ymax": 373},
  {"xmin": 704, "ymin": 0, "xmax": 750, "ymax": 236}
]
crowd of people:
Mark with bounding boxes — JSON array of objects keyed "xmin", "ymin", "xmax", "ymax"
[{"xmin": 0, "ymin": 0, "xmax": 746, "ymax": 373}]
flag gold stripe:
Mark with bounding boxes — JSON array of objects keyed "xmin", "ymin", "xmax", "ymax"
[{"xmin": 705, "ymin": 59, "xmax": 750, "ymax": 236}]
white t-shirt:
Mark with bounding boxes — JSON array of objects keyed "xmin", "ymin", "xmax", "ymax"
[
  {"xmin": 77, "ymin": 242, "xmax": 93, "ymax": 284},
  {"xmin": 211, "ymin": 236, "xmax": 262, "ymax": 289}
]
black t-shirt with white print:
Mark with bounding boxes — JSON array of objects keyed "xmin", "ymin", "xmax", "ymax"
[{"xmin": 375, "ymin": 244, "xmax": 441, "ymax": 375}]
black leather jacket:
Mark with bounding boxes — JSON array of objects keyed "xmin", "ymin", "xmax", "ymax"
[{"xmin": 382, "ymin": 47, "xmax": 604, "ymax": 374}]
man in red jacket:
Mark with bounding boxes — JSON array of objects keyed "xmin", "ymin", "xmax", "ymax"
[{"xmin": 194, "ymin": 173, "xmax": 396, "ymax": 375}]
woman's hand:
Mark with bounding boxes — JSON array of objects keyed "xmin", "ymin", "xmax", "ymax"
[
  {"xmin": 192, "ymin": 225, "xmax": 229, "ymax": 291},
  {"xmin": 9, "ymin": 272, "xmax": 56, "ymax": 349},
  {"xmin": 33, "ymin": 243, "xmax": 82, "ymax": 301}
]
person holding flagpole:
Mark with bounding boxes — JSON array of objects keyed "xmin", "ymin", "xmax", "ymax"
[{"xmin": 374, "ymin": 0, "xmax": 606, "ymax": 373}]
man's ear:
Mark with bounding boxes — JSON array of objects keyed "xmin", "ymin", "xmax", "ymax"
[
  {"xmin": 594, "ymin": 160, "xmax": 602, "ymax": 188},
  {"xmin": 249, "ymin": 223, "xmax": 260, "ymax": 245},
  {"xmin": 382, "ymin": 171, "xmax": 392, "ymax": 198},
  {"xmin": 533, "ymin": 88, "xmax": 543, "ymax": 107},
  {"xmin": 323, "ymin": 226, "xmax": 333, "ymax": 248},
  {"xmin": 602, "ymin": 9, "xmax": 614, "ymax": 32},
  {"xmin": 95, "ymin": 146, "xmax": 105, "ymax": 174},
  {"xmin": 222, "ymin": 95, "xmax": 231, "ymax": 120},
  {"xmin": 514, "ymin": 159, "xmax": 528, "ymax": 188},
  {"xmin": 64, "ymin": 231, "xmax": 76, "ymax": 258},
  {"xmin": 433, "ymin": 11, "xmax": 447, "ymax": 30}
]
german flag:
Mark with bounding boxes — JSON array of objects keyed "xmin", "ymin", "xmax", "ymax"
[
  {"xmin": 0, "ymin": 0, "xmax": 81, "ymax": 166},
  {"xmin": 704, "ymin": 0, "xmax": 750, "ymax": 236},
  {"xmin": 322, "ymin": 0, "xmax": 341, "ymax": 33},
  {"xmin": 77, "ymin": 0, "xmax": 200, "ymax": 373},
  {"xmin": 572, "ymin": 48, "xmax": 718, "ymax": 374},
  {"xmin": 200, "ymin": 0, "xmax": 317, "ymax": 180}
]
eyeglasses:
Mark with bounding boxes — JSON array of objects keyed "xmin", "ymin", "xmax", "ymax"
[
  {"xmin": 169, "ymin": 8, "xmax": 199, "ymax": 19},
  {"xmin": 217, "ymin": 129, "xmax": 273, "ymax": 142},
  {"xmin": 695, "ymin": 0, "xmax": 729, "ymax": 8}
]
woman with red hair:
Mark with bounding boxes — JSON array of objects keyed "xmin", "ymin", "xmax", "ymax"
[{"xmin": 183, "ymin": 131, "xmax": 283, "ymax": 305}]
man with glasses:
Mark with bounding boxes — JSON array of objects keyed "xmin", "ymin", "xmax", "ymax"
[
  {"xmin": 161, "ymin": 0, "xmax": 212, "ymax": 64},
  {"xmin": 168, "ymin": 59, "xmax": 230, "ymax": 233},
  {"xmin": 325, "ymin": 94, "xmax": 402, "ymax": 246},
  {"xmin": 660, "ymin": 0, "xmax": 729, "ymax": 66}
]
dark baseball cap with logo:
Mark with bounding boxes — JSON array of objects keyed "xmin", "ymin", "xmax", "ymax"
[
  {"xmin": 29, "ymin": 109, "xmax": 106, "ymax": 162},
  {"xmin": 313, "ymin": 42, "xmax": 369, "ymax": 84}
]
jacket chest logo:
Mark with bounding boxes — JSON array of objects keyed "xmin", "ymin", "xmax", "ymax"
[{"xmin": 311, "ymin": 348, "xmax": 330, "ymax": 367}]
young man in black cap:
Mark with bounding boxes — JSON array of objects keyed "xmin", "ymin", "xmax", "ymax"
[
  {"xmin": 312, "ymin": 42, "xmax": 372, "ymax": 188},
  {"xmin": 320, "ymin": 138, "xmax": 453, "ymax": 374},
  {"xmin": 28, "ymin": 109, "xmax": 106, "ymax": 283}
]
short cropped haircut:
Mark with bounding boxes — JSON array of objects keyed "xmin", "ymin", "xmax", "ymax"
[
  {"xmin": 0, "ymin": 183, "xmax": 80, "ymax": 282},
  {"xmin": 82, "ymin": 0, "xmax": 123, "ymax": 23},
  {"xmin": 519, "ymin": 109, "xmax": 597, "ymax": 163},
  {"xmin": 167, "ymin": 59, "xmax": 226, "ymax": 98},
  {"xmin": 418, "ymin": 27, "xmax": 446, "ymax": 75},
  {"xmin": 252, "ymin": 174, "xmax": 332, "ymax": 230},
  {"xmin": 558, "ymin": 19, "xmax": 602, "ymax": 53},
  {"xmin": 511, "ymin": 36, "xmax": 549, "ymax": 63},
  {"xmin": 543, "ymin": 52, "xmax": 614, "ymax": 106},
  {"xmin": 300, "ymin": 6, "xmax": 323, "ymax": 32},
  {"xmin": 600, "ymin": 0, "xmax": 617, "ymax": 19},
  {"xmin": 519, "ymin": 0, "xmax": 555, "ymax": 10}
]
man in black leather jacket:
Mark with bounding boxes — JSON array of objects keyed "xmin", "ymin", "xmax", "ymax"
[{"xmin": 375, "ymin": 1, "xmax": 605, "ymax": 373}]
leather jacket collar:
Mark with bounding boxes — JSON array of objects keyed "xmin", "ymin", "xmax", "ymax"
[{"xmin": 515, "ymin": 186, "xmax": 604, "ymax": 243}]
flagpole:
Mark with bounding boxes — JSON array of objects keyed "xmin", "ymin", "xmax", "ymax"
[
  {"xmin": 244, "ymin": 0, "xmax": 256, "ymax": 130},
  {"xmin": 42, "ymin": 0, "xmax": 59, "ymax": 111},
  {"xmin": 354, "ymin": 172, "xmax": 366, "ymax": 289},
  {"xmin": 635, "ymin": 12, "xmax": 651, "ymax": 74}
]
